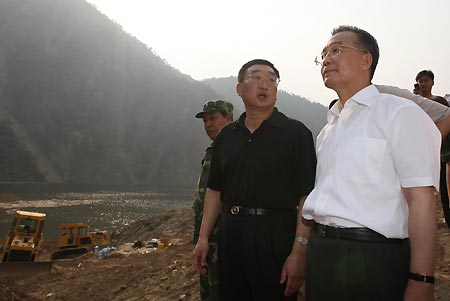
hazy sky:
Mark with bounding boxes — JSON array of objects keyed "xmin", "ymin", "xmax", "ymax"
[{"xmin": 86, "ymin": 0, "xmax": 449, "ymax": 106}]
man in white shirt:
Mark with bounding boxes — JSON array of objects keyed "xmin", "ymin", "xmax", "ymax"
[{"xmin": 301, "ymin": 25, "xmax": 440, "ymax": 300}]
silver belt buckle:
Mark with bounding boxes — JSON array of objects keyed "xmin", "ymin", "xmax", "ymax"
[{"xmin": 231, "ymin": 206, "xmax": 240, "ymax": 215}]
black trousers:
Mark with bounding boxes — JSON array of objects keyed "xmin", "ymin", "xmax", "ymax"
[
  {"xmin": 305, "ymin": 231, "xmax": 410, "ymax": 301},
  {"xmin": 217, "ymin": 212, "xmax": 298, "ymax": 301}
]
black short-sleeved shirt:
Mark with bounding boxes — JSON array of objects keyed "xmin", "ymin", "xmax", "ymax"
[
  {"xmin": 430, "ymin": 96, "xmax": 450, "ymax": 162},
  {"xmin": 207, "ymin": 107, "xmax": 317, "ymax": 209}
]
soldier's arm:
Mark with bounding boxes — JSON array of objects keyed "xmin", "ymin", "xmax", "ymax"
[
  {"xmin": 376, "ymin": 85, "xmax": 450, "ymax": 137},
  {"xmin": 193, "ymin": 188, "xmax": 221, "ymax": 275}
]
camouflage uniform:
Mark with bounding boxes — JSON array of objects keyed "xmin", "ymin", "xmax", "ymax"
[
  {"xmin": 193, "ymin": 143, "xmax": 215, "ymax": 244},
  {"xmin": 193, "ymin": 99, "xmax": 233, "ymax": 301},
  {"xmin": 193, "ymin": 143, "xmax": 219, "ymax": 301}
]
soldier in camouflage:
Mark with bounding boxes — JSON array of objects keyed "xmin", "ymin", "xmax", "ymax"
[{"xmin": 194, "ymin": 100, "xmax": 233, "ymax": 301}]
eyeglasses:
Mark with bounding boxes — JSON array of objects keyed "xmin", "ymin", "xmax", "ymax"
[
  {"xmin": 245, "ymin": 74, "xmax": 280, "ymax": 86},
  {"xmin": 314, "ymin": 44, "xmax": 368, "ymax": 66}
]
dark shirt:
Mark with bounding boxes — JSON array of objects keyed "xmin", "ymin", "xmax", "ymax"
[
  {"xmin": 431, "ymin": 95, "xmax": 450, "ymax": 162},
  {"xmin": 208, "ymin": 107, "xmax": 317, "ymax": 209},
  {"xmin": 431, "ymin": 95, "xmax": 449, "ymax": 107}
]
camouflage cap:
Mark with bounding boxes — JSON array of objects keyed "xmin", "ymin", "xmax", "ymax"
[{"xmin": 195, "ymin": 100, "xmax": 234, "ymax": 118}]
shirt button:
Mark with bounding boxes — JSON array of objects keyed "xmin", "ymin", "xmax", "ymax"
[{"xmin": 248, "ymin": 139, "xmax": 252, "ymax": 142}]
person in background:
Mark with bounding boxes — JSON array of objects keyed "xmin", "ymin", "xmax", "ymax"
[
  {"xmin": 416, "ymin": 70, "xmax": 448, "ymax": 106},
  {"xmin": 193, "ymin": 100, "xmax": 233, "ymax": 301},
  {"xmin": 415, "ymin": 70, "xmax": 450, "ymax": 227},
  {"xmin": 193, "ymin": 59, "xmax": 317, "ymax": 301},
  {"xmin": 441, "ymin": 137, "xmax": 450, "ymax": 227},
  {"xmin": 305, "ymin": 25, "xmax": 440, "ymax": 300},
  {"xmin": 413, "ymin": 83, "xmax": 420, "ymax": 95}
]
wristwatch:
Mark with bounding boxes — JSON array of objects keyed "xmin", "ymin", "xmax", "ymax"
[
  {"xmin": 294, "ymin": 236, "xmax": 308, "ymax": 246},
  {"xmin": 409, "ymin": 272, "xmax": 435, "ymax": 284}
]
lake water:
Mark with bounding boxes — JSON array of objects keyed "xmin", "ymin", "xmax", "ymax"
[{"xmin": 0, "ymin": 185, "xmax": 193, "ymax": 240}]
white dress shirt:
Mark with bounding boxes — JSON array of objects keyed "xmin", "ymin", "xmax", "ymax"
[{"xmin": 302, "ymin": 85, "xmax": 441, "ymax": 238}]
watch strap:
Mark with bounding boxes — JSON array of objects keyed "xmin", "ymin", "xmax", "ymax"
[{"xmin": 408, "ymin": 272, "xmax": 435, "ymax": 284}]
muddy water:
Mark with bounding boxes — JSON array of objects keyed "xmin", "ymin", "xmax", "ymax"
[{"xmin": 0, "ymin": 186, "xmax": 193, "ymax": 240}]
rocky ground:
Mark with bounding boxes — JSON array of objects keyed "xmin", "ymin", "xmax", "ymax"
[{"xmin": 0, "ymin": 202, "xmax": 449, "ymax": 301}]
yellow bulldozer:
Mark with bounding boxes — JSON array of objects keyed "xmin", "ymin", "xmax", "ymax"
[
  {"xmin": 51, "ymin": 222, "xmax": 111, "ymax": 259},
  {"xmin": 0, "ymin": 210, "xmax": 52, "ymax": 276}
]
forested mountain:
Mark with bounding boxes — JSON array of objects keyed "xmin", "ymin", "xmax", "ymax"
[{"xmin": 0, "ymin": 0, "xmax": 326, "ymax": 187}]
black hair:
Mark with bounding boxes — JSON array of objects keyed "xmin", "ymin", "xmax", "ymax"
[
  {"xmin": 415, "ymin": 70, "xmax": 434, "ymax": 82},
  {"xmin": 238, "ymin": 59, "xmax": 280, "ymax": 82},
  {"xmin": 332, "ymin": 25, "xmax": 379, "ymax": 80}
]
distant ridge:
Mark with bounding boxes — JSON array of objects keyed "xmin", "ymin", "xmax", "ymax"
[{"xmin": 0, "ymin": 0, "xmax": 326, "ymax": 187}]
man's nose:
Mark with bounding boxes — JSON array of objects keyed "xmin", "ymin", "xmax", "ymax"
[
  {"xmin": 322, "ymin": 53, "xmax": 332, "ymax": 67},
  {"xmin": 259, "ymin": 79, "xmax": 270, "ymax": 89}
]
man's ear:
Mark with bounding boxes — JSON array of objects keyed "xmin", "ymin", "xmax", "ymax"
[
  {"xmin": 361, "ymin": 53, "xmax": 373, "ymax": 72},
  {"xmin": 236, "ymin": 82, "xmax": 242, "ymax": 96}
]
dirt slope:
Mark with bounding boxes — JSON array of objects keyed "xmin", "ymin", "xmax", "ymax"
[{"xmin": 0, "ymin": 203, "xmax": 449, "ymax": 301}]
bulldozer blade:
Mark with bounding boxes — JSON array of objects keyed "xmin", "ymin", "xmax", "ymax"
[
  {"xmin": 0, "ymin": 262, "xmax": 53, "ymax": 278},
  {"xmin": 51, "ymin": 247, "xmax": 88, "ymax": 260}
]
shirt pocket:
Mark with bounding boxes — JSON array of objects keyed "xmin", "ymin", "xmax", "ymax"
[{"xmin": 337, "ymin": 138, "xmax": 387, "ymax": 184}]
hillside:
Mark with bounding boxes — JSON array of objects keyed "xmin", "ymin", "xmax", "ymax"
[
  {"xmin": 0, "ymin": 120, "xmax": 44, "ymax": 182},
  {"xmin": 0, "ymin": 0, "xmax": 326, "ymax": 187},
  {"xmin": 0, "ymin": 0, "xmax": 219, "ymax": 186}
]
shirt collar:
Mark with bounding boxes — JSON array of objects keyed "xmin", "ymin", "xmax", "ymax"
[
  {"xmin": 233, "ymin": 107, "xmax": 287, "ymax": 130},
  {"xmin": 351, "ymin": 84, "xmax": 378, "ymax": 107},
  {"xmin": 206, "ymin": 140, "xmax": 214, "ymax": 150},
  {"xmin": 328, "ymin": 84, "xmax": 378, "ymax": 122}
]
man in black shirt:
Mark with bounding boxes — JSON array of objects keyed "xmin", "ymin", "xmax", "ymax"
[{"xmin": 193, "ymin": 59, "xmax": 317, "ymax": 301}]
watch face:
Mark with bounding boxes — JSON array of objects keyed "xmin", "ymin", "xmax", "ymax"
[{"xmin": 296, "ymin": 236, "xmax": 308, "ymax": 245}]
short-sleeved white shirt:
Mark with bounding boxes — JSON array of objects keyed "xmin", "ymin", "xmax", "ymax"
[{"xmin": 302, "ymin": 85, "xmax": 441, "ymax": 238}]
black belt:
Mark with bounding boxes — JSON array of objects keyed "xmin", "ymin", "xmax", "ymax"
[
  {"xmin": 313, "ymin": 222, "xmax": 406, "ymax": 243},
  {"xmin": 223, "ymin": 205, "xmax": 297, "ymax": 216}
]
